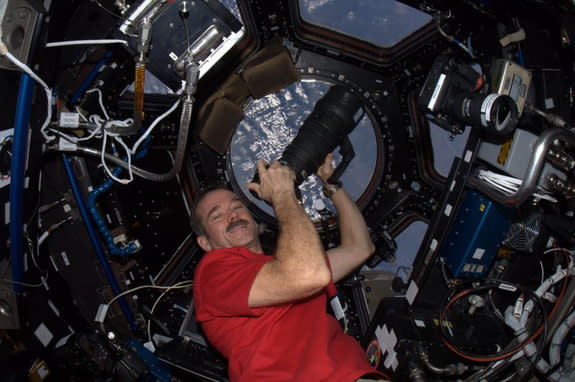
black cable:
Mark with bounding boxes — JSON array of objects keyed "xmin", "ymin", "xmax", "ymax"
[
  {"xmin": 439, "ymin": 280, "xmax": 548, "ymax": 361},
  {"xmin": 91, "ymin": 0, "xmax": 124, "ymax": 19},
  {"xmin": 180, "ymin": 8, "xmax": 191, "ymax": 51}
]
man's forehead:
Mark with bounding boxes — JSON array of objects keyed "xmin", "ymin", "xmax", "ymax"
[{"xmin": 198, "ymin": 189, "xmax": 240, "ymax": 214}]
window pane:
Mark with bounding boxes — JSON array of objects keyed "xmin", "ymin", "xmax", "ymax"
[{"xmin": 298, "ymin": 0, "xmax": 431, "ymax": 47}]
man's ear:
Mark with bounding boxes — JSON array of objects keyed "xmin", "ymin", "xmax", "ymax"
[{"xmin": 197, "ymin": 235, "xmax": 213, "ymax": 252}]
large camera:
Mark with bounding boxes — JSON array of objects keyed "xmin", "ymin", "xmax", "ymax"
[
  {"xmin": 252, "ymin": 85, "xmax": 364, "ymax": 195},
  {"xmin": 280, "ymin": 85, "xmax": 364, "ymax": 186},
  {"xmin": 417, "ymin": 55, "xmax": 518, "ymax": 135}
]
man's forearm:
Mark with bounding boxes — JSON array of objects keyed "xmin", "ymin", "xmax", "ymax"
[
  {"xmin": 331, "ymin": 187, "xmax": 374, "ymax": 259},
  {"xmin": 273, "ymin": 193, "xmax": 330, "ymax": 283}
]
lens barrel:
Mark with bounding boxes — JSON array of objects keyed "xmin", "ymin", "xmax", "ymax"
[
  {"xmin": 280, "ymin": 85, "xmax": 363, "ymax": 185},
  {"xmin": 449, "ymin": 92, "xmax": 518, "ymax": 135}
]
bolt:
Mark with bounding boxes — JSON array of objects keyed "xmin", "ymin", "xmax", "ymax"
[{"xmin": 468, "ymin": 294, "xmax": 485, "ymax": 315}]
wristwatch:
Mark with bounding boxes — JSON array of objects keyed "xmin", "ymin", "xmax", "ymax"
[{"xmin": 322, "ymin": 182, "xmax": 342, "ymax": 198}]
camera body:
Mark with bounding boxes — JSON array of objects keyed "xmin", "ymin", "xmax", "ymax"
[{"xmin": 418, "ymin": 55, "xmax": 518, "ymax": 135}]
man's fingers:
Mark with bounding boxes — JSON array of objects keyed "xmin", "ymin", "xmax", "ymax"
[
  {"xmin": 324, "ymin": 153, "xmax": 333, "ymax": 166},
  {"xmin": 246, "ymin": 182, "xmax": 260, "ymax": 196},
  {"xmin": 256, "ymin": 160, "xmax": 269, "ymax": 173}
]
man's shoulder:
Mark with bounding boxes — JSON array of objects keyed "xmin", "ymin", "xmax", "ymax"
[
  {"xmin": 193, "ymin": 247, "xmax": 269, "ymax": 293},
  {"xmin": 197, "ymin": 247, "xmax": 265, "ymax": 270}
]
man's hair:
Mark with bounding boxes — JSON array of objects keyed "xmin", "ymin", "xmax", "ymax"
[{"xmin": 190, "ymin": 183, "xmax": 232, "ymax": 236}]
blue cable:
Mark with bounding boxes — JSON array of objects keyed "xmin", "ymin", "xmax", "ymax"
[
  {"xmin": 69, "ymin": 51, "xmax": 113, "ymax": 105},
  {"xmin": 62, "ymin": 155, "xmax": 137, "ymax": 330},
  {"xmin": 9, "ymin": 73, "xmax": 35, "ymax": 293},
  {"xmin": 517, "ymin": 45, "xmax": 525, "ymax": 66},
  {"xmin": 88, "ymin": 167, "xmax": 137, "ymax": 256},
  {"xmin": 87, "ymin": 137, "xmax": 151, "ymax": 257}
]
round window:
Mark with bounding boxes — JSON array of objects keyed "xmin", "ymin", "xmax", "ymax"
[{"xmin": 227, "ymin": 80, "xmax": 382, "ymax": 224}]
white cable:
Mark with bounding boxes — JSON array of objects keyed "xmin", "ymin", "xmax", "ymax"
[
  {"xmin": 86, "ymin": 88, "xmax": 110, "ymax": 120},
  {"xmin": 131, "ymin": 98, "xmax": 181, "ymax": 154},
  {"xmin": 45, "ymin": 39, "xmax": 128, "ymax": 48},
  {"xmin": 101, "ymin": 131, "xmax": 131, "ymax": 184},
  {"xmin": 0, "ymin": 274, "xmax": 47, "ymax": 287},
  {"xmin": 0, "ymin": 43, "xmax": 54, "ymax": 142},
  {"xmin": 113, "ymin": 136, "xmax": 134, "ymax": 183},
  {"xmin": 105, "ymin": 282, "xmax": 193, "ymax": 312},
  {"xmin": 100, "ymin": 281, "xmax": 195, "ymax": 335},
  {"xmin": 49, "ymin": 123, "xmax": 103, "ymax": 143},
  {"xmin": 478, "ymin": 169, "xmax": 558, "ymax": 203},
  {"xmin": 147, "ymin": 280, "xmax": 194, "ymax": 346},
  {"xmin": 75, "ymin": 106, "xmax": 88, "ymax": 122},
  {"xmin": 544, "ymin": 247, "xmax": 575, "ymax": 258}
]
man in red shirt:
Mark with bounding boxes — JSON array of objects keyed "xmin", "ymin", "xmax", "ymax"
[{"xmin": 192, "ymin": 153, "xmax": 387, "ymax": 381}]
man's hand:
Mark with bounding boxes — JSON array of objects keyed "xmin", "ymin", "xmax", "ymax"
[
  {"xmin": 316, "ymin": 153, "xmax": 335, "ymax": 184},
  {"xmin": 247, "ymin": 160, "xmax": 297, "ymax": 205}
]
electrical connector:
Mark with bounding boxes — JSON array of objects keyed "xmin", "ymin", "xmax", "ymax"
[
  {"xmin": 57, "ymin": 137, "xmax": 78, "ymax": 152},
  {"xmin": 59, "ymin": 112, "xmax": 80, "ymax": 128}
]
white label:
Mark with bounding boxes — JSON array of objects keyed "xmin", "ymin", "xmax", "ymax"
[
  {"xmin": 37, "ymin": 364, "xmax": 50, "ymax": 378},
  {"xmin": 61, "ymin": 251, "xmax": 70, "ymax": 266},
  {"xmin": 47, "ymin": 299, "xmax": 61, "ymax": 317},
  {"xmin": 95, "ymin": 304, "xmax": 109, "ymax": 323},
  {"xmin": 464, "ymin": 150, "xmax": 473, "ymax": 163},
  {"xmin": 34, "ymin": 323, "xmax": 54, "ymax": 347},
  {"xmin": 390, "ymin": 356, "xmax": 399, "ymax": 371},
  {"xmin": 55, "ymin": 333, "xmax": 74, "ymax": 349},
  {"xmin": 375, "ymin": 325, "xmax": 389, "ymax": 358},
  {"xmin": 481, "ymin": 93, "xmax": 500, "ymax": 124},
  {"xmin": 169, "ymin": 52, "xmax": 178, "ymax": 61},
  {"xmin": 428, "ymin": 73, "xmax": 446, "ymax": 111},
  {"xmin": 405, "ymin": 281, "xmax": 419, "ymax": 305},
  {"xmin": 330, "ymin": 296, "xmax": 345, "ymax": 321},
  {"xmin": 499, "ymin": 283, "xmax": 517, "ymax": 292},
  {"xmin": 59, "ymin": 112, "xmax": 80, "ymax": 128},
  {"xmin": 4, "ymin": 201, "xmax": 9, "ymax": 224},
  {"xmin": 472, "ymin": 248, "xmax": 485, "ymax": 260},
  {"xmin": 444, "ymin": 204, "xmax": 453, "ymax": 216},
  {"xmin": 384, "ymin": 348, "xmax": 397, "ymax": 369},
  {"xmin": 414, "ymin": 319, "xmax": 426, "ymax": 327}
]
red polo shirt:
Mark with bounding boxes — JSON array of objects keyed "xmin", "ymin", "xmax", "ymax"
[{"xmin": 193, "ymin": 247, "xmax": 383, "ymax": 382}]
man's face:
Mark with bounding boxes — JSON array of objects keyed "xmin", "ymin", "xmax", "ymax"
[{"xmin": 195, "ymin": 189, "xmax": 262, "ymax": 253}]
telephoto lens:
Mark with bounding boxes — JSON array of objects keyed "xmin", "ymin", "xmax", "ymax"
[{"xmin": 279, "ymin": 85, "xmax": 364, "ymax": 186}]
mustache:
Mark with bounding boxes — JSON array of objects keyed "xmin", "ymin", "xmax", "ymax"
[{"xmin": 226, "ymin": 219, "xmax": 249, "ymax": 232}]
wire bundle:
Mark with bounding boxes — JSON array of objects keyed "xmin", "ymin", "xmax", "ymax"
[{"xmin": 477, "ymin": 169, "xmax": 558, "ymax": 202}]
